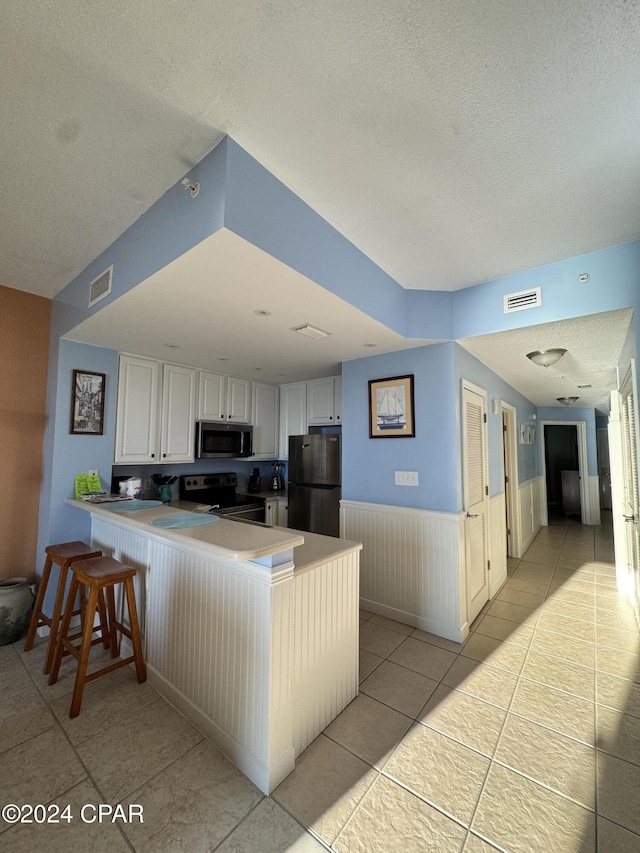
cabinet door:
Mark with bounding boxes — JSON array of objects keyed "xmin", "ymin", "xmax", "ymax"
[
  {"xmin": 279, "ymin": 382, "xmax": 308, "ymax": 459},
  {"xmin": 252, "ymin": 382, "xmax": 279, "ymax": 459},
  {"xmin": 265, "ymin": 500, "xmax": 278, "ymax": 525},
  {"xmin": 307, "ymin": 377, "xmax": 336, "ymax": 425},
  {"xmin": 227, "ymin": 377, "xmax": 252, "ymax": 423},
  {"xmin": 277, "ymin": 499, "xmax": 288, "ymax": 528},
  {"xmin": 160, "ymin": 363, "xmax": 196, "ymax": 463},
  {"xmin": 334, "ymin": 375, "xmax": 342, "ymax": 424},
  {"xmin": 114, "ymin": 355, "xmax": 159, "ymax": 463},
  {"xmin": 198, "ymin": 371, "xmax": 226, "ymax": 420}
]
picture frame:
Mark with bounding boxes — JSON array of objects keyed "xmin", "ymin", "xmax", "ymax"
[
  {"xmin": 519, "ymin": 423, "xmax": 527, "ymax": 444},
  {"xmin": 369, "ymin": 374, "xmax": 415, "ymax": 438},
  {"xmin": 70, "ymin": 370, "xmax": 105, "ymax": 435}
]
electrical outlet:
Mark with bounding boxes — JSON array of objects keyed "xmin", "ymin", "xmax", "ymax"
[
  {"xmin": 88, "ymin": 469, "xmax": 99, "ymax": 477},
  {"xmin": 395, "ymin": 470, "xmax": 419, "ymax": 486}
]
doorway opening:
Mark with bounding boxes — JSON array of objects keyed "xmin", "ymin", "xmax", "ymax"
[{"xmin": 544, "ymin": 424, "xmax": 581, "ymax": 523}]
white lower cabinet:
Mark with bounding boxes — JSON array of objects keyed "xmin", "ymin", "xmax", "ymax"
[
  {"xmin": 114, "ymin": 354, "xmax": 196, "ymax": 464},
  {"xmin": 265, "ymin": 499, "xmax": 278, "ymax": 526},
  {"xmin": 277, "ymin": 498, "xmax": 288, "ymax": 528}
]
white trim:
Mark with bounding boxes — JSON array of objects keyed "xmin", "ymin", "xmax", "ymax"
[
  {"xmin": 501, "ymin": 402, "xmax": 521, "ymax": 557},
  {"xmin": 340, "ymin": 499, "xmax": 464, "ymax": 523},
  {"xmin": 539, "ymin": 420, "xmax": 592, "ymax": 525},
  {"xmin": 488, "ymin": 493, "xmax": 508, "ymax": 597}
]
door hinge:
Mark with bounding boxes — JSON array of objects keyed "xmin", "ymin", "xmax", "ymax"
[
  {"xmin": 487, "ymin": 560, "xmax": 491, "ymax": 571},
  {"xmin": 485, "ymin": 485, "xmax": 489, "ymax": 495},
  {"xmin": 503, "ymin": 423, "xmax": 507, "ymax": 432},
  {"xmin": 507, "ymin": 527, "xmax": 511, "ymax": 535},
  {"xmin": 483, "ymin": 413, "xmax": 487, "ymax": 423},
  {"xmin": 505, "ymin": 475, "xmax": 509, "ymax": 483}
]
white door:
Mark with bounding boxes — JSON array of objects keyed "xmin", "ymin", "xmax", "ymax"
[
  {"xmin": 463, "ymin": 382, "xmax": 490, "ymax": 624},
  {"xmin": 620, "ymin": 362, "xmax": 640, "ymax": 625}
]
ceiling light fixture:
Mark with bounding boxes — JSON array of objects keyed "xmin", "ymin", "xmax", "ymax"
[
  {"xmin": 181, "ymin": 178, "xmax": 200, "ymax": 198},
  {"xmin": 526, "ymin": 348, "xmax": 567, "ymax": 367},
  {"xmin": 292, "ymin": 323, "xmax": 330, "ymax": 340},
  {"xmin": 557, "ymin": 396, "xmax": 579, "ymax": 406},
  {"xmin": 363, "ymin": 343, "xmax": 378, "ymax": 348},
  {"xmin": 254, "ymin": 310, "xmax": 272, "ymax": 317}
]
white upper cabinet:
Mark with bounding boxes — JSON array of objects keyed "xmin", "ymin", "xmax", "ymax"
[
  {"xmin": 160, "ymin": 363, "xmax": 197, "ymax": 463},
  {"xmin": 198, "ymin": 371, "xmax": 226, "ymax": 420},
  {"xmin": 279, "ymin": 381, "xmax": 308, "ymax": 460},
  {"xmin": 115, "ymin": 355, "xmax": 196, "ymax": 464},
  {"xmin": 226, "ymin": 376, "xmax": 252, "ymax": 423},
  {"xmin": 198, "ymin": 372, "xmax": 251, "ymax": 423},
  {"xmin": 114, "ymin": 355, "xmax": 160, "ymax": 464},
  {"xmin": 334, "ymin": 375, "xmax": 342, "ymax": 424},
  {"xmin": 307, "ymin": 377, "xmax": 338, "ymax": 425},
  {"xmin": 252, "ymin": 382, "xmax": 279, "ymax": 460}
]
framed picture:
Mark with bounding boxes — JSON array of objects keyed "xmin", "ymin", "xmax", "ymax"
[
  {"xmin": 369, "ymin": 374, "xmax": 415, "ymax": 438},
  {"xmin": 519, "ymin": 423, "xmax": 527, "ymax": 444},
  {"xmin": 70, "ymin": 370, "xmax": 105, "ymax": 435}
]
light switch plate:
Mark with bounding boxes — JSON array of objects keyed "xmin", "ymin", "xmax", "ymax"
[
  {"xmin": 395, "ymin": 470, "xmax": 419, "ymax": 486},
  {"xmin": 88, "ymin": 469, "xmax": 99, "ymax": 477}
]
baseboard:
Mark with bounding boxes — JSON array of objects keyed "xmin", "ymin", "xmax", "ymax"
[{"xmin": 360, "ymin": 598, "xmax": 469, "ymax": 643}]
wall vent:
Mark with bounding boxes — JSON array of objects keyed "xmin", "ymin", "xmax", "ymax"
[
  {"xmin": 503, "ymin": 286, "xmax": 542, "ymax": 314},
  {"xmin": 88, "ymin": 265, "xmax": 113, "ymax": 307}
]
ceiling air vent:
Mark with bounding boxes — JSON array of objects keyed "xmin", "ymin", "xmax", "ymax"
[
  {"xmin": 88, "ymin": 265, "xmax": 113, "ymax": 308},
  {"xmin": 503, "ymin": 287, "xmax": 542, "ymax": 314}
]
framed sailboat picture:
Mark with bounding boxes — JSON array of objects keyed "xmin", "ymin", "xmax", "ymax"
[{"xmin": 369, "ymin": 374, "xmax": 415, "ymax": 438}]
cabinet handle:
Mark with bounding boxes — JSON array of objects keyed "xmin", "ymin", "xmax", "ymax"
[
  {"xmin": 151, "ymin": 453, "xmax": 155, "ymax": 458},
  {"xmin": 163, "ymin": 453, "xmax": 167, "ymax": 458}
]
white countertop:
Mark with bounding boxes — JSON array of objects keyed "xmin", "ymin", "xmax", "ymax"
[
  {"xmin": 67, "ymin": 498, "xmax": 304, "ymax": 561},
  {"xmin": 67, "ymin": 499, "xmax": 362, "ymax": 569}
]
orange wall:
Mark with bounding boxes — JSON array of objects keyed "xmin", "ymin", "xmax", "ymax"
[{"xmin": 0, "ymin": 285, "xmax": 51, "ymax": 581}]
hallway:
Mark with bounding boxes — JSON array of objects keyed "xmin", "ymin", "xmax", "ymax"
[{"xmin": 1, "ymin": 518, "xmax": 638, "ymax": 851}]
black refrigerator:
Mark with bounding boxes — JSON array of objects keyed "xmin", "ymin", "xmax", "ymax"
[{"xmin": 287, "ymin": 434, "xmax": 341, "ymax": 537}]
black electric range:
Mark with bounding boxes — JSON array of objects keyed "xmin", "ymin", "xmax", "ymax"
[{"xmin": 179, "ymin": 473, "xmax": 265, "ymax": 522}]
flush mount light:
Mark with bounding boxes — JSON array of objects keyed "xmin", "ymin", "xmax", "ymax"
[
  {"xmin": 164, "ymin": 343, "xmax": 180, "ymax": 349},
  {"xmin": 557, "ymin": 396, "xmax": 579, "ymax": 406},
  {"xmin": 526, "ymin": 348, "xmax": 567, "ymax": 367},
  {"xmin": 217, "ymin": 357, "xmax": 230, "ymax": 361},
  {"xmin": 181, "ymin": 178, "xmax": 200, "ymax": 198},
  {"xmin": 292, "ymin": 323, "xmax": 330, "ymax": 340},
  {"xmin": 363, "ymin": 343, "xmax": 378, "ymax": 348},
  {"xmin": 254, "ymin": 310, "xmax": 272, "ymax": 317}
]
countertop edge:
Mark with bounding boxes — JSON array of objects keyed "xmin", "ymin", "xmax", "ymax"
[{"xmin": 66, "ymin": 499, "xmax": 305, "ymax": 561}]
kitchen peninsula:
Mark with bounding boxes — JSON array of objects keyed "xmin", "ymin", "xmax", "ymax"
[{"xmin": 67, "ymin": 499, "xmax": 361, "ymax": 794}]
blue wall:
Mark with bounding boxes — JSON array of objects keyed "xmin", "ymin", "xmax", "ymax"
[
  {"xmin": 536, "ymin": 406, "xmax": 598, "ymax": 475},
  {"xmin": 342, "ymin": 344, "xmax": 458, "ymax": 512},
  {"xmin": 37, "ymin": 134, "xmax": 640, "ymax": 576}
]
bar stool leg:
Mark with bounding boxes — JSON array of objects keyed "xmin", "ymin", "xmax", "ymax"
[
  {"xmin": 97, "ymin": 590, "xmax": 110, "ymax": 651},
  {"xmin": 106, "ymin": 586, "xmax": 119, "ymax": 658},
  {"xmin": 69, "ymin": 583, "xmax": 101, "ymax": 719},
  {"xmin": 124, "ymin": 576, "xmax": 146, "ymax": 683},
  {"xmin": 24, "ymin": 556, "xmax": 53, "ymax": 652},
  {"xmin": 43, "ymin": 563, "xmax": 71, "ymax": 676},
  {"xmin": 49, "ymin": 575, "xmax": 80, "ymax": 686}
]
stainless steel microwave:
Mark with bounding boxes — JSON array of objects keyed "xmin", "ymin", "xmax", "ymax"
[{"xmin": 195, "ymin": 421, "xmax": 253, "ymax": 458}]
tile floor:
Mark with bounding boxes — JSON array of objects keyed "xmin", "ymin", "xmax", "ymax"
[{"xmin": 2, "ymin": 516, "xmax": 639, "ymax": 852}]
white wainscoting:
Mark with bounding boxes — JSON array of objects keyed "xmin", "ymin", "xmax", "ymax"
[
  {"xmin": 292, "ymin": 553, "xmax": 359, "ymax": 756},
  {"xmin": 341, "ymin": 500, "xmax": 467, "ymax": 642},
  {"xmin": 488, "ymin": 493, "xmax": 507, "ymax": 598},
  {"xmin": 518, "ymin": 477, "xmax": 544, "ymax": 555},
  {"xmin": 90, "ymin": 514, "xmax": 358, "ymax": 794},
  {"xmin": 585, "ymin": 476, "xmax": 601, "ymax": 526}
]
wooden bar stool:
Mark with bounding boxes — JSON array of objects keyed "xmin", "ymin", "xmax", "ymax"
[
  {"xmin": 24, "ymin": 541, "xmax": 104, "ymax": 675},
  {"xmin": 49, "ymin": 556, "xmax": 146, "ymax": 718}
]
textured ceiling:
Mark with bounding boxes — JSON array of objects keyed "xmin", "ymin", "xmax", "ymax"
[
  {"xmin": 458, "ymin": 308, "xmax": 634, "ymax": 411},
  {"xmin": 4, "ymin": 1, "xmax": 640, "ymax": 298}
]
